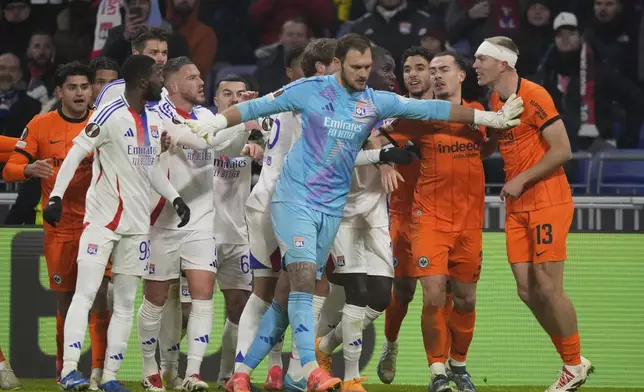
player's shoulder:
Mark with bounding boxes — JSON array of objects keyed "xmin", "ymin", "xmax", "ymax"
[
  {"xmin": 94, "ymin": 79, "xmax": 125, "ymax": 108},
  {"xmin": 518, "ymin": 78, "xmax": 551, "ymax": 100},
  {"xmin": 463, "ymin": 99, "xmax": 484, "ymax": 111},
  {"xmin": 89, "ymin": 96, "xmax": 127, "ymax": 126},
  {"xmin": 284, "ymin": 75, "xmax": 329, "ymax": 91},
  {"xmin": 193, "ymin": 105, "xmax": 215, "ymax": 119}
]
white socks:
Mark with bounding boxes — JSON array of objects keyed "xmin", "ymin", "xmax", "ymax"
[
  {"xmin": 316, "ymin": 283, "xmax": 345, "ymax": 338},
  {"xmin": 312, "ymin": 295, "xmax": 326, "ymax": 325},
  {"xmin": 363, "ymin": 306, "xmax": 382, "ymax": 328},
  {"xmin": 234, "ymin": 294, "xmax": 270, "ymax": 372},
  {"xmin": 103, "ymin": 274, "xmax": 139, "ymax": 383},
  {"xmin": 137, "ymin": 298, "xmax": 164, "ymax": 377},
  {"xmin": 339, "ymin": 304, "xmax": 365, "ymax": 381},
  {"xmin": 185, "ymin": 298, "xmax": 213, "ymax": 376},
  {"xmin": 61, "ymin": 261, "xmax": 106, "ymax": 377},
  {"xmin": 218, "ymin": 318, "xmax": 238, "ymax": 380},
  {"xmin": 430, "ymin": 362, "xmax": 447, "ymax": 377},
  {"xmin": 159, "ymin": 283, "xmax": 182, "ymax": 377}
]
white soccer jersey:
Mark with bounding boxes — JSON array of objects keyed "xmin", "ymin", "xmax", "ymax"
[
  {"xmin": 75, "ymin": 95, "xmax": 164, "ymax": 235},
  {"xmin": 213, "ymin": 128, "xmax": 253, "ymax": 245},
  {"xmin": 245, "ymin": 112, "xmax": 301, "ymax": 213},
  {"xmin": 94, "ymin": 79, "xmax": 169, "ymax": 109},
  {"xmin": 150, "ymin": 96, "xmax": 216, "ymax": 231}
]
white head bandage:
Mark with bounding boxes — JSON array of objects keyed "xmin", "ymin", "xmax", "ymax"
[{"xmin": 475, "ymin": 41, "xmax": 518, "ymax": 69}]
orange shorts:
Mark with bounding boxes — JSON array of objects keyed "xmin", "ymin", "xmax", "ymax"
[
  {"xmin": 44, "ymin": 232, "xmax": 113, "ymax": 292},
  {"xmin": 407, "ymin": 221, "xmax": 483, "ymax": 282},
  {"xmin": 505, "ymin": 202, "xmax": 573, "ymax": 264},
  {"xmin": 389, "ymin": 215, "xmax": 413, "ymax": 278}
]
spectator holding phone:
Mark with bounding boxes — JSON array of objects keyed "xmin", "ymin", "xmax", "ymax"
[{"xmin": 101, "ymin": 0, "xmax": 190, "ymax": 66}]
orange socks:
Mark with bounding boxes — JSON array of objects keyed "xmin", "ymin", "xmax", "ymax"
[
  {"xmin": 558, "ymin": 332, "xmax": 581, "ymax": 366},
  {"xmin": 448, "ymin": 308, "xmax": 476, "ymax": 363},
  {"xmin": 384, "ymin": 292, "xmax": 410, "ymax": 342},
  {"xmin": 0, "ymin": 347, "xmax": 5, "ymax": 362},
  {"xmin": 56, "ymin": 311, "xmax": 64, "ymax": 375},
  {"xmin": 89, "ymin": 311, "xmax": 110, "ymax": 369},
  {"xmin": 421, "ymin": 304, "xmax": 448, "ymax": 366}
]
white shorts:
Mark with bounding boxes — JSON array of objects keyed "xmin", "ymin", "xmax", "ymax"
[
  {"xmin": 78, "ymin": 223, "xmax": 148, "ymax": 276},
  {"xmin": 331, "ymin": 225, "xmax": 393, "ymax": 277},
  {"xmin": 143, "ymin": 227, "xmax": 216, "ymax": 281},
  {"xmin": 246, "ymin": 208, "xmax": 281, "ymax": 278},
  {"xmin": 216, "ymin": 243, "xmax": 253, "ymax": 291}
]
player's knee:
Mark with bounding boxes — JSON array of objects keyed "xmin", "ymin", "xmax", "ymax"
[
  {"xmin": 422, "ymin": 283, "xmax": 446, "ymax": 308},
  {"xmin": 452, "ymin": 292, "xmax": 476, "ymax": 313},
  {"xmin": 287, "ymin": 262, "xmax": 317, "ymax": 293},
  {"xmin": 516, "ymin": 284, "xmax": 533, "ymax": 306},
  {"xmin": 367, "ymin": 276, "xmax": 392, "ymax": 312},
  {"xmin": 534, "ymin": 280, "xmax": 563, "ymax": 304},
  {"xmin": 343, "ymin": 274, "xmax": 368, "ymax": 307},
  {"xmin": 224, "ymin": 290, "xmax": 250, "ymax": 323},
  {"xmin": 393, "ymin": 280, "xmax": 415, "ymax": 305}
]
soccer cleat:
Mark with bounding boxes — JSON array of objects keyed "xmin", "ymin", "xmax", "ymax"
[
  {"xmin": 161, "ymin": 371, "xmax": 183, "ymax": 391},
  {"xmin": 376, "ymin": 341, "xmax": 398, "ymax": 384},
  {"xmin": 98, "ymin": 380, "xmax": 131, "ymax": 392},
  {"xmin": 446, "ymin": 366, "xmax": 476, "ymax": 392},
  {"xmin": 283, "ymin": 374, "xmax": 307, "ymax": 392},
  {"xmin": 59, "ymin": 370, "xmax": 90, "ymax": 391},
  {"xmin": 89, "ymin": 368, "xmax": 102, "ymax": 391},
  {"xmin": 545, "ymin": 357, "xmax": 594, "ymax": 392},
  {"xmin": 429, "ymin": 375, "xmax": 452, "ymax": 392},
  {"xmin": 217, "ymin": 378, "xmax": 230, "ymax": 391},
  {"xmin": 0, "ymin": 363, "xmax": 22, "ymax": 390},
  {"xmin": 306, "ymin": 368, "xmax": 341, "ymax": 392},
  {"xmin": 182, "ymin": 374, "xmax": 209, "ymax": 392},
  {"xmin": 228, "ymin": 373, "xmax": 252, "ymax": 392},
  {"xmin": 264, "ymin": 365, "xmax": 284, "ymax": 390},
  {"xmin": 142, "ymin": 374, "xmax": 166, "ymax": 392},
  {"xmin": 314, "ymin": 338, "xmax": 333, "ymax": 375},
  {"xmin": 340, "ymin": 377, "xmax": 367, "ymax": 392}
]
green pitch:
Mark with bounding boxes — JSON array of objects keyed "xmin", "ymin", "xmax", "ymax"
[{"xmin": 15, "ymin": 380, "xmax": 644, "ymax": 392}]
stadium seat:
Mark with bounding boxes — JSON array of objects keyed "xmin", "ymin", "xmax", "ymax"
[{"xmin": 596, "ymin": 149, "xmax": 644, "ymax": 195}]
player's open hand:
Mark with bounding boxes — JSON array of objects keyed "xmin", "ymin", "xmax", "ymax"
[
  {"xmin": 25, "ymin": 158, "xmax": 54, "ymax": 179},
  {"xmin": 497, "ymin": 93, "xmax": 524, "ymax": 128},
  {"xmin": 242, "ymin": 143, "xmax": 264, "ymax": 162},
  {"xmin": 379, "ymin": 164, "xmax": 404, "ymax": 194},
  {"xmin": 500, "ymin": 177, "xmax": 525, "ymax": 201},
  {"xmin": 43, "ymin": 196, "xmax": 62, "ymax": 227},
  {"xmin": 160, "ymin": 131, "xmax": 171, "ymax": 152},
  {"xmin": 240, "ymin": 91, "xmax": 259, "ymax": 102},
  {"xmin": 185, "ymin": 119, "xmax": 216, "ymax": 145},
  {"xmin": 172, "ymin": 197, "xmax": 190, "ymax": 228}
]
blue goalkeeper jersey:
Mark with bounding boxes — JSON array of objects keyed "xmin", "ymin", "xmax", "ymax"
[{"xmin": 237, "ymin": 75, "xmax": 452, "ymax": 217}]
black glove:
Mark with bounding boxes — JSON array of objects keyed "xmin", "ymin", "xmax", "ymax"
[
  {"xmin": 173, "ymin": 197, "xmax": 190, "ymax": 228},
  {"xmin": 43, "ymin": 196, "xmax": 62, "ymax": 227},
  {"xmin": 405, "ymin": 143, "xmax": 422, "ymax": 159},
  {"xmin": 379, "ymin": 147, "xmax": 414, "ymax": 165}
]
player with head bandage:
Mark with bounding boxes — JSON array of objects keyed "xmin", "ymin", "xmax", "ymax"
[
  {"xmin": 185, "ymin": 33, "xmax": 523, "ymax": 392},
  {"xmin": 45, "ymin": 55, "xmax": 190, "ymax": 392},
  {"xmin": 473, "ymin": 36, "xmax": 593, "ymax": 392}
]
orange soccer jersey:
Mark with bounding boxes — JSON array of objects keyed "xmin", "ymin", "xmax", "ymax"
[
  {"xmin": 490, "ymin": 78, "xmax": 572, "ymax": 213},
  {"xmin": 3, "ymin": 109, "xmax": 93, "ymax": 238}
]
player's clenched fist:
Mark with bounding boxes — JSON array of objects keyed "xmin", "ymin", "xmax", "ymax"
[
  {"xmin": 43, "ymin": 196, "xmax": 62, "ymax": 227},
  {"xmin": 24, "ymin": 158, "xmax": 54, "ymax": 178},
  {"xmin": 172, "ymin": 197, "xmax": 190, "ymax": 227},
  {"xmin": 241, "ymin": 143, "xmax": 264, "ymax": 162}
]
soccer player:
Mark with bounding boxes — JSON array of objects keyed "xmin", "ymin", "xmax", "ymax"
[
  {"xmin": 473, "ymin": 36, "xmax": 593, "ymax": 391},
  {"xmin": 187, "ymin": 33, "xmax": 523, "ymax": 392},
  {"xmin": 2, "ymin": 62, "xmax": 112, "ymax": 390},
  {"xmin": 93, "ymin": 28, "xmax": 170, "ymax": 109},
  {"xmin": 45, "ymin": 55, "xmax": 190, "ymax": 392},
  {"xmin": 314, "ymin": 46, "xmax": 403, "ymax": 392},
  {"xmin": 0, "ymin": 347, "xmax": 21, "ymax": 390},
  {"xmin": 89, "ymin": 57, "xmax": 119, "ymax": 106},
  {"xmin": 377, "ymin": 48, "xmax": 494, "ymax": 392},
  {"xmin": 238, "ymin": 43, "xmax": 308, "ymax": 392}
]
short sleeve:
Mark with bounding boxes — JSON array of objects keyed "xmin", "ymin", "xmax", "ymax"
[
  {"xmin": 526, "ymin": 88, "xmax": 560, "ymax": 131},
  {"xmin": 14, "ymin": 118, "xmax": 40, "ymax": 161},
  {"xmin": 73, "ymin": 111, "xmax": 112, "ymax": 152}
]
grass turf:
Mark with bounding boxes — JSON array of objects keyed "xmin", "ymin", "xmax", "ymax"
[{"xmin": 16, "ymin": 380, "xmax": 644, "ymax": 392}]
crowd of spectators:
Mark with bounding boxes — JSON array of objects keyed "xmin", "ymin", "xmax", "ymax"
[{"xmin": 1, "ymin": 0, "xmax": 644, "ymax": 221}]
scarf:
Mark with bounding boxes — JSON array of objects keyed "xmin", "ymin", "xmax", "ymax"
[
  {"xmin": 578, "ymin": 41, "xmax": 598, "ymax": 137},
  {"xmin": 91, "ymin": 0, "xmax": 123, "ymax": 58},
  {"xmin": 457, "ymin": 0, "xmax": 519, "ymax": 35}
]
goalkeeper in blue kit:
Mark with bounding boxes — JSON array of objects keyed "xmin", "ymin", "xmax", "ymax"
[{"xmin": 187, "ymin": 33, "xmax": 523, "ymax": 392}]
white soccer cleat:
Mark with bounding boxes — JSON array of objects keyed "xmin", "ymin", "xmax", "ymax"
[
  {"xmin": 376, "ymin": 341, "xmax": 398, "ymax": 384},
  {"xmin": 142, "ymin": 374, "xmax": 166, "ymax": 392},
  {"xmin": 182, "ymin": 374, "xmax": 208, "ymax": 391},
  {"xmin": 161, "ymin": 371, "xmax": 183, "ymax": 391},
  {"xmin": 545, "ymin": 357, "xmax": 594, "ymax": 392},
  {"xmin": 0, "ymin": 362, "xmax": 22, "ymax": 390},
  {"xmin": 89, "ymin": 368, "xmax": 102, "ymax": 391}
]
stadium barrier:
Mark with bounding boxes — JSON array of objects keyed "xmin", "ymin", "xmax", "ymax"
[{"xmin": 0, "ymin": 223, "xmax": 642, "ymax": 387}]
